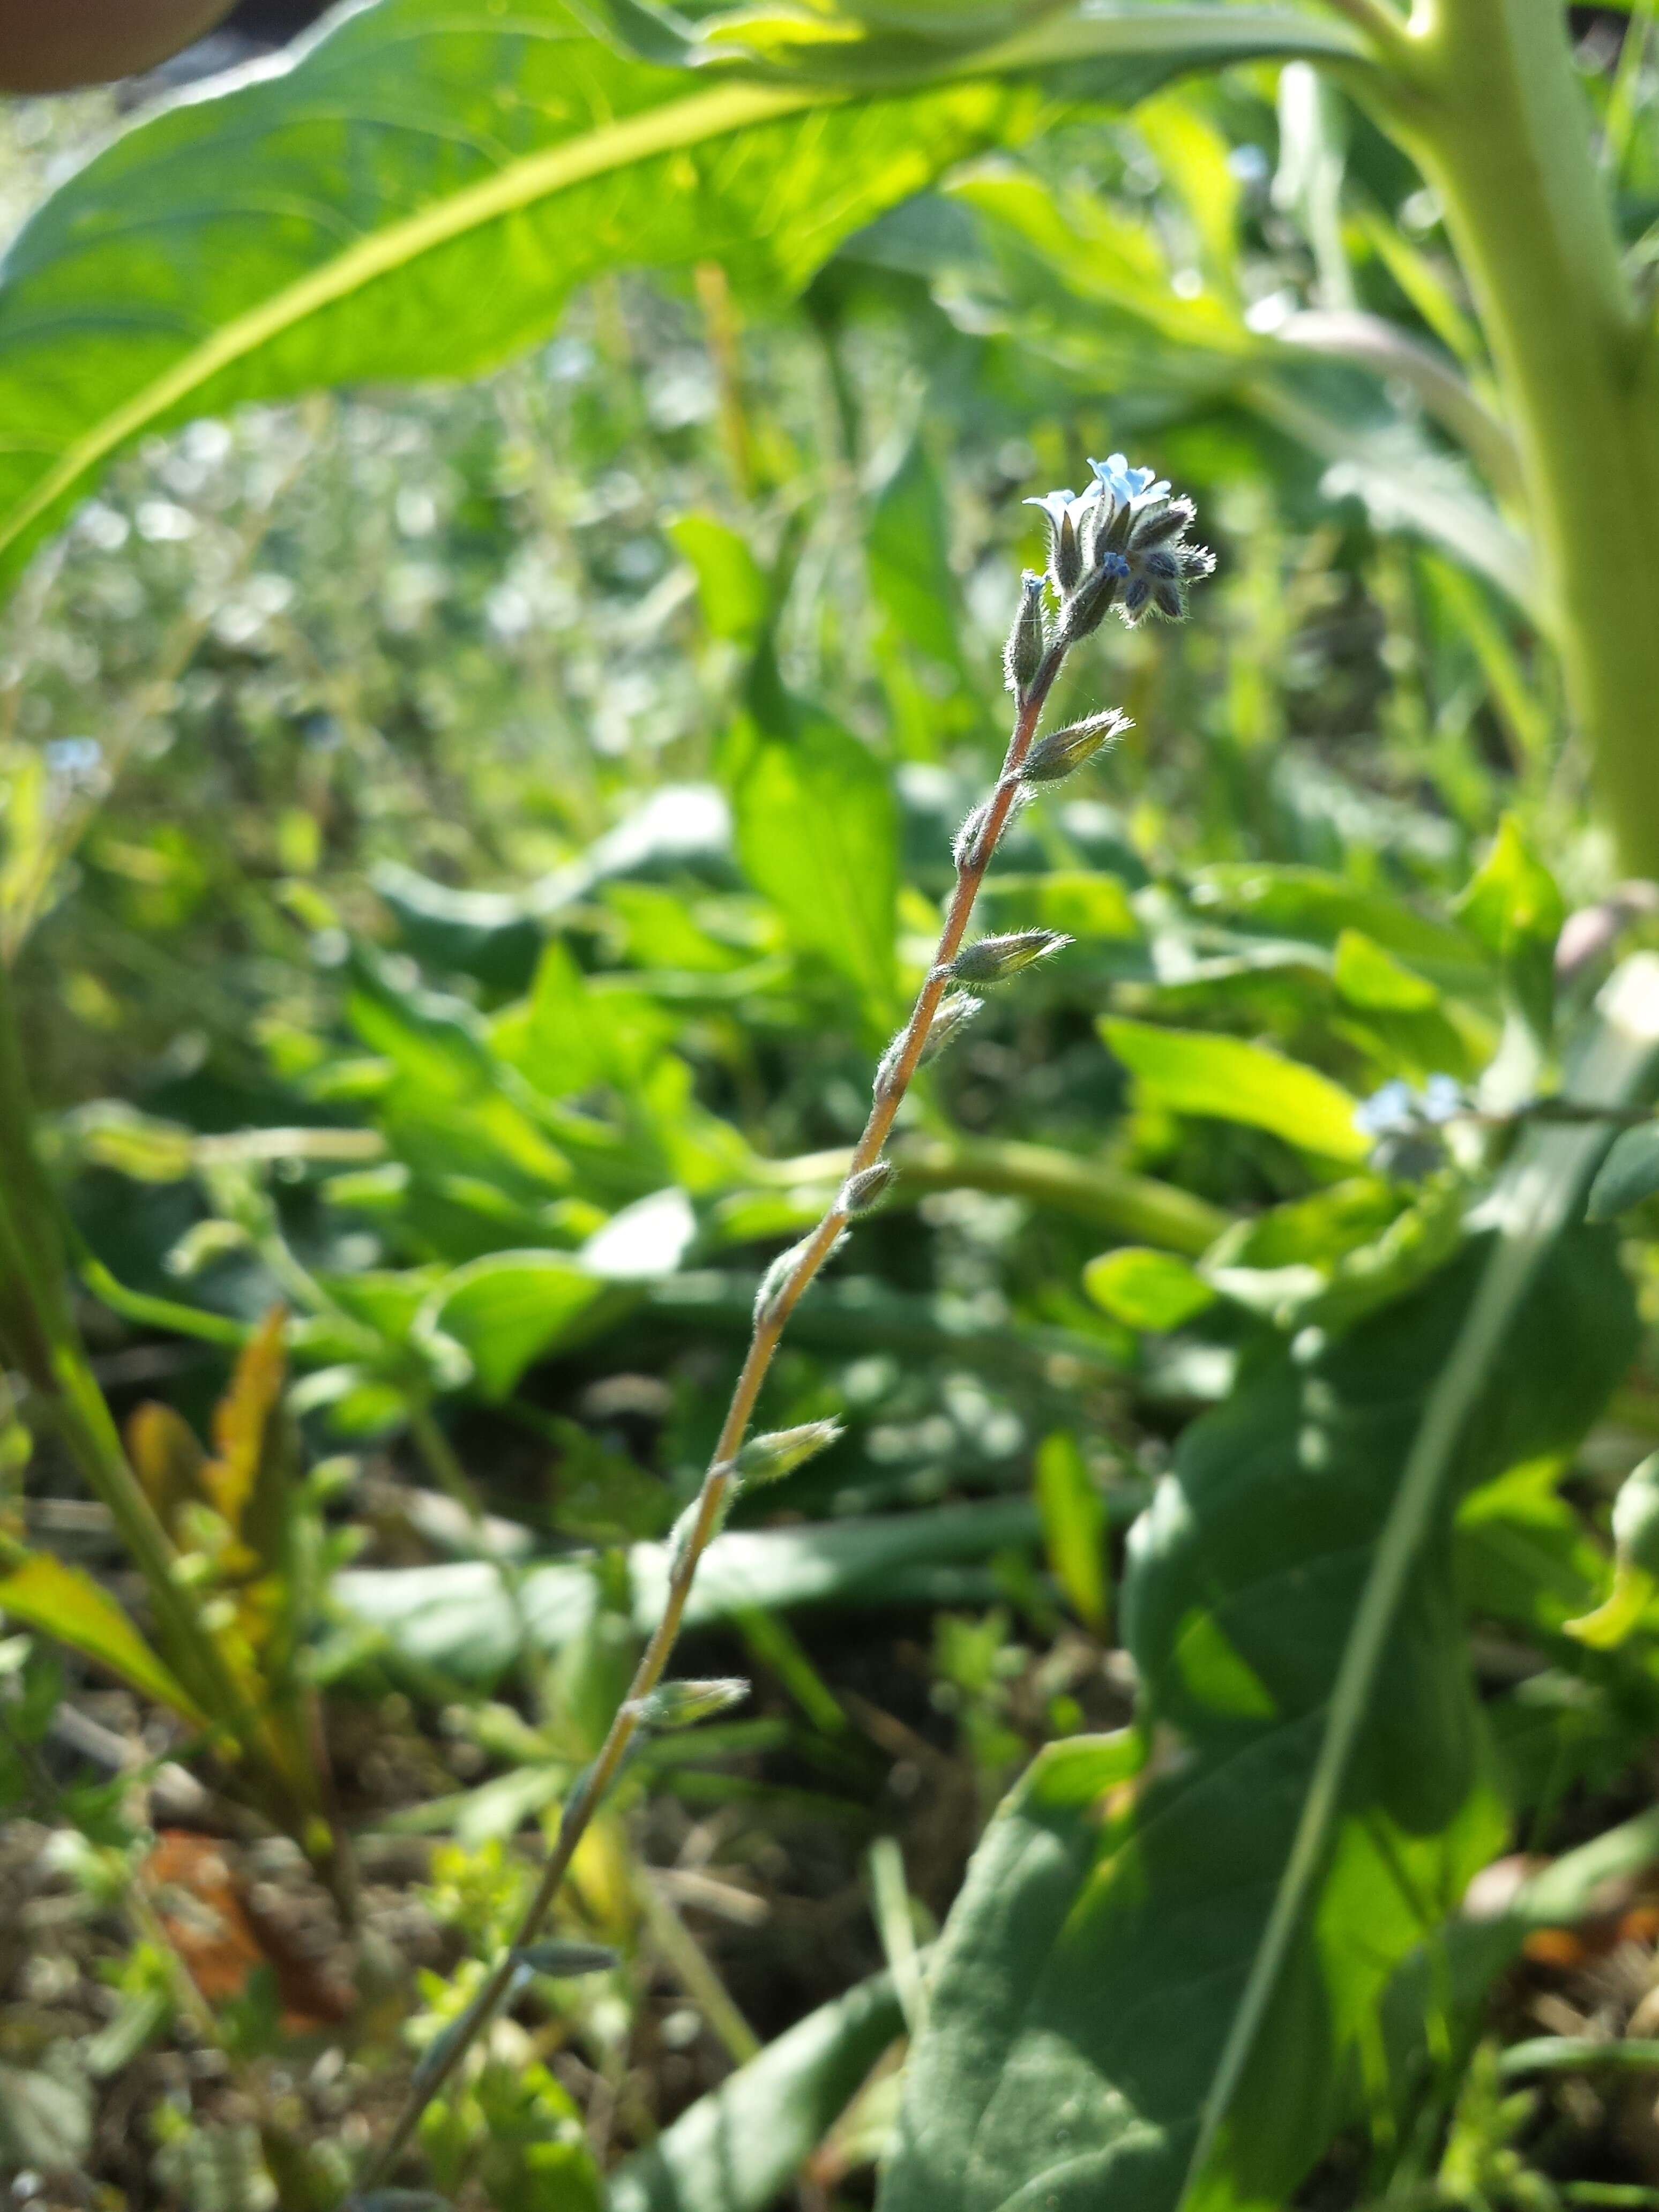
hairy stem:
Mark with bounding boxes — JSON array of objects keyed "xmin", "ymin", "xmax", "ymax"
[{"xmin": 361, "ymin": 630, "xmax": 1076, "ymax": 2187}]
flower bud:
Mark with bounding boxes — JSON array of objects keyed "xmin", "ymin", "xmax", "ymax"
[
  {"xmin": 917, "ymin": 989, "xmax": 983, "ymax": 1065},
  {"xmin": 514, "ymin": 1939, "xmax": 619, "ymax": 1976},
  {"xmin": 839, "ymin": 1159, "xmax": 893, "ymax": 1215},
  {"xmin": 1003, "ymin": 571, "xmax": 1047, "ymax": 700},
  {"xmin": 1019, "ymin": 709, "xmax": 1130, "ymax": 786},
  {"xmin": 667, "ymin": 1484, "xmax": 735, "ymax": 1576},
  {"xmin": 952, "ymin": 799, "xmax": 992, "ymax": 871},
  {"xmin": 732, "ymin": 1418, "xmax": 844, "ymax": 1485},
  {"xmin": 950, "ymin": 929, "xmax": 1071, "ymax": 985},
  {"xmin": 761, "ymin": 1238, "xmax": 849, "ymax": 1318},
  {"xmin": 629, "ymin": 1678, "xmax": 750, "ymax": 1729}
]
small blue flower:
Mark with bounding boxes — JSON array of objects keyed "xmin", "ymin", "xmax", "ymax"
[
  {"xmin": 1354, "ymin": 1079, "xmax": 1419, "ymax": 1140},
  {"xmin": 1088, "ymin": 453, "xmax": 1169, "ymax": 508},
  {"xmin": 1023, "ymin": 484, "xmax": 1105, "ymax": 595},
  {"xmin": 1023, "ymin": 487, "xmax": 1094, "ymax": 529},
  {"xmin": 1354, "ymin": 1074, "xmax": 1467, "ymax": 1141},
  {"xmin": 1419, "ymin": 1073, "xmax": 1465, "ymax": 1125},
  {"xmin": 1101, "ymin": 550, "xmax": 1130, "ymax": 579}
]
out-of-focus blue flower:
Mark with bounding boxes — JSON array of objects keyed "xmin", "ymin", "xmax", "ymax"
[
  {"xmin": 1354, "ymin": 1079, "xmax": 1419, "ymax": 1139},
  {"xmin": 1420, "ymin": 1073, "xmax": 1464, "ymax": 1124},
  {"xmin": 1354, "ymin": 1074, "xmax": 1467, "ymax": 1140}
]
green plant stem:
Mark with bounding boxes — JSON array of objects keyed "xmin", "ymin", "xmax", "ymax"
[
  {"xmin": 360, "ymin": 619, "xmax": 1082, "ymax": 2191},
  {"xmin": 1374, "ymin": 0, "xmax": 1659, "ymax": 872},
  {"xmin": 763, "ymin": 1135, "xmax": 1228, "ymax": 1256},
  {"xmin": 633, "ymin": 1864, "xmax": 762, "ymax": 2065},
  {"xmin": 0, "ymin": 960, "xmax": 257, "ymax": 1742}
]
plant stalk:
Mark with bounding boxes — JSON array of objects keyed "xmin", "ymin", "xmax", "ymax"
[
  {"xmin": 1373, "ymin": 0, "xmax": 1659, "ymax": 872},
  {"xmin": 360, "ymin": 623, "xmax": 1081, "ymax": 2189}
]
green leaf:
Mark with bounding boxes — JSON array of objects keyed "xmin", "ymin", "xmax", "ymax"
[
  {"xmin": 337, "ymin": 1494, "xmax": 1043, "ymax": 1683},
  {"xmin": 1102, "ymin": 1015, "xmax": 1369, "ymax": 1162},
  {"xmin": 1332, "ymin": 927, "xmax": 1438, "ymax": 1012},
  {"xmin": 730, "ymin": 716, "xmax": 899, "ymax": 1006},
  {"xmin": 0, "ymin": 1553, "xmax": 210, "ymax": 1726},
  {"xmin": 416, "ymin": 1253, "xmax": 615, "ymax": 1401},
  {"xmin": 609, "ymin": 1968, "xmax": 904, "ymax": 2212},
  {"xmin": 1586, "ymin": 1120, "xmax": 1659, "ymax": 1220},
  {"xmin": 0, "ymin": 0, "xmax": 1367, "ymax": 585},
  {"xmin": 1083, "ymin": 1246, "xmax": 1217, "ymax": 1331},
  {"xmin": 670, "ymin": 513, "xmax": 772, "ymax": 646},
  {"xmin": 1034, "ymin": 1432, "xmax": 1109, "ymax": 1634},
  {"xmin": 880, "ymin": 956, "xmax": 1659, "ymax": 2212},
  {"xmin": 1454, "ymin": 814, "xmax": 1565, "ymax": 1039},
  {"xmin": 868, "ymin": 434, "xmax": 962, "ymax": 667}
]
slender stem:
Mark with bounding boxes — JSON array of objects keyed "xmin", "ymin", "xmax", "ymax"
[
  {"xmin": 360, "ymin": 629, "xmax": 1078, "ymax": 2189},
  {"xmin": 759, "ymin": 1134, "xmax": 1229, "ymax": 1257}
]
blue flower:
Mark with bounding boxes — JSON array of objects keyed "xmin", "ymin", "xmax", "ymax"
[
  {"xmin": 1354, "ymin": 1079, "xmax": 1419, "ymax": 1139},
  {"xmin": 1023, "ymin": 484, "xmax": 1104, "ymax": 595},
  {"xmin": 1088, "ymin": 453, "xmax": 1169, "ymax": 509},
  {"xmin": 1354, "ymin": 1074, "xmax": 1467, "ymax": 1141}
]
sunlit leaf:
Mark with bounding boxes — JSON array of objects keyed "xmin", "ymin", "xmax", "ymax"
[
  {"xmin": 1102, "ymin": 1016, "xmax": 1370, "ymax": 1162},
  {"xmin": 1083, "ymin": 1245, "xmax": 1217, "ymax": 1331},
  {"xmin": 730, "ymin": 715, "xmax": 899, "ymax": 1007},
  {"xmin": 416, "ymin": 1253, "xmax": 615, "ymax": 1400}
]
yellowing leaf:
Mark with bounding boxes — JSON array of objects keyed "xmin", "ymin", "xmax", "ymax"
[{"xmin": 205, "ymin": 1306, "xmax": 288, "ymax": 1539}]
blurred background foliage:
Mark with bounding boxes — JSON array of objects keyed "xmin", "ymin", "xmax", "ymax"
[{"xmin": 10, "ymin": 6, "xmax": 1659, "ymax": 2210}]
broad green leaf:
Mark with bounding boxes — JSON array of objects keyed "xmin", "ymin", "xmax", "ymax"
[
  {"xmin": 1083, "ymin": 1245, "xmax": 1216, "ymax": 1331},
  {"xmin": 1586, "ymin": 1120, "xmax": 1659, "ymax": 1220},
  {"xmin": 671, "ymin": 513, "xmax": 772, "ymax": 646},
  {"xmin": 881, "ymin": 957, "xmax": 1659, "ymax": 2212},
  {"xmin": 416, "ymin": 1253, "xmax": 614, "ymax": 1400},
  {"xmin": 881, "ymin": 1237, "xmax": 1632, "ymax": 2212},
  {"xmin": 1102, "ymin": 1015, "xmax": 1369, "ymax": 1162},
  {"xmin": 1332, "ymin": 927, "xmax": 1438, "ymax": 1012},
  {"xmin": 1035, "ymin": 1432, "xmax": 1109, "ymax": 1633},
  {"xmin": 0, "ymin": 0, "xmax": 1364, "ymax": 585},
  {"xmin": 730, "ymin": 717, "xmax": 899, "ymax": 1006},
  {"xmin": 609, "ymin": 1968, "xmax": 903, "ymax": 2212},
  {"xmin": 868, "ymin": 434, "xmax": 963, "ymax": 667},
  {"xmin": 1454, "ymin": 814, "xmax": 1565, "ymax": 1040},
  {"xmin": 0, "ymin": 1553, "xmax": 209, "ymax": 1725},
  {"xmin": 1189, "ymin": 864, "xmax": 1485, "ymax": 984}
]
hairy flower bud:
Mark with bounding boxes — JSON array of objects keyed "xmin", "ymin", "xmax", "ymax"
[
  {"xmin": 1019, "ymin": 709, "xmax": 1130, "ymax": 785},
  {"xmin": 1003, "ymin": 570, "xmax": 1047, "ymax": 700},
  {"xmin": 917, "ymin": 989, "xmax": 983, "ymax": 1065},
  {"xmin": 952, "ymin": 798, "xmax": 992, "ymax": 871},
  {"xmin": 628, "ymin": 1678, "xmax": 750, "ymax": 1730},
  {"xmin": 731, "ymin": 1418, "xmax": 845, "ymax": 1486},
  {"xmin": 950, "ymin": 929, "xmax": 1071, "ymax": 985},
  {"xmin": 839, "ymin": 1159, "xmax": 893, "ymax": 1215},
  {"xmin": 667, "ymin": 1484, "xmax": 735, "ymax": 1576},
  {"xmin": 753, "ymin": 1230, "xmax": 845, "ymax": 1326}
]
